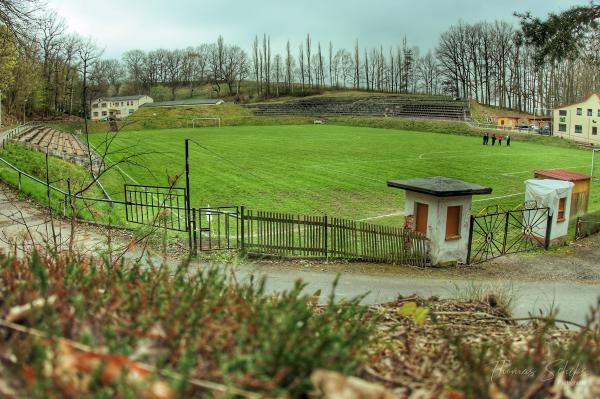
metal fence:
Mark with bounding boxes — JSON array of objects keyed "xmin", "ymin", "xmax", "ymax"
[
  {"xmin": 124, "ymin": 184, "xmax": 188, "ymax": 232},
  {"xmin": 0, "ymin": 155, "xmax": 128, "ymax": 223},
  {"xmin": 0, "ymin": 123, "xmax": 39, "ymax": 148}
]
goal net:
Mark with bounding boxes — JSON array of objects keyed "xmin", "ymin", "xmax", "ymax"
[
  {"xmin": 591, "ymin": 149, "xmax": 600, "ymax": 181},
  {"xmin": 188, "ymin": 117, "xmax": 221, "ymax": 128}
]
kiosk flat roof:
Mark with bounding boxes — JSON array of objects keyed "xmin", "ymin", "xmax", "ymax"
[{"xmin": 387, "ymin": 176, "xmax": 493, "ymax": 197}]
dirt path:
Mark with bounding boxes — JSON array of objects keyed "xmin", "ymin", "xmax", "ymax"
[{"xmin": 250, "ymin": 234, "xmax": 600, "ymax": 284}]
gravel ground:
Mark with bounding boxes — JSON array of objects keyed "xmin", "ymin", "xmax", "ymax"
[{"xmin": 249, "ymin": 234, "xmax": 600, "ymax": 284}]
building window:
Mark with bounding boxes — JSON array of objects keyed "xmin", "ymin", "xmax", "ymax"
[
  {"xmin": 92, "ymin": 104, "xmax": 98, "ymax": 109},
  {"xmin": 116, "ymin": 110, "xmax": 121, "ymax": 115},
  {"xmin": 559, "ymin": 110, "xmax": 567, "ymax": 116},
  {"xmin": 415, "ymin": 202, "xmax": 428, "ymax": 237},
  {"xmin": 575, "ymin": 125, "xmax": 583, "ymax": 134},
  {"xmin": 101, "ymin": 103, "xmax": 106, "ymax": 108},
  {"xmin": 588, "ymin": 109, "xmax": 593, "ymax": 116},
  {"xmin": 577, "ymin": 108, "xmax": 582, "ymax": 115},
  {"xmin": 557, "ymin": 197, "xmax": 566, "ymax": 222},
  {"xmin": 101, "ymin": 111, "xmax": 107, "ymax": 116},
  {"xmin": 93, "ymin": 112, "xmax": 98, "ymax": 117},
  {"xmin": 593, "ymin": 127, "xmax": 598, "ymax": 136},
  {"xmin": 559, "ymin": 124, "xmax": 566, "ymax": 132},
  {"xmin": 598, "ymin": 109, "xmax": 600, "ymax": 117},
  {"xmin": 445, "ymin": 206, "xmax": 461, "ymax": 240},
  {"xmin": 129, "ymin": 109, "xmax": 134, "ymax": 114}
]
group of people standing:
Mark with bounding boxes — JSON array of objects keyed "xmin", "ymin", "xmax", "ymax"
[{"xmin": 483, "ymin": 132, "xmax": 511, "ymax": 146}]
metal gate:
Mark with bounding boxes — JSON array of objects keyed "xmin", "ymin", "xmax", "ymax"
[
  {"xmin": 124, "ymin": 184, "xmax": 188, "ymax": 231},
  {"xmin": 467, "ymin": 204, "xmax": 552, "ymax": 264},
  {"xmin": 191, "ymin": 206, "xmax": 240, "ymax": 253}
]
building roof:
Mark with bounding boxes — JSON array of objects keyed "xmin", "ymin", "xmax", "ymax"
[
  {"xmin": 533, "ymin": 169, "xmax": 591, "ymax": 182},
  {"xmin": 140, "ymin": 98, "xmax": 224, "ymax": 108},
  {"xmin": 555, "ymin": 92, "xmax": 600, "ymax": 110},
  {"xmin": 497, "ymin": 115, "xmax": 521, "ymax": 120},
  {"xmin": 387, "ymin": 176, "xmax": 493, "ymax": 197},
  {"xmin": 94, "ymin": 95, "xmax": 148, "ymax": 102}
]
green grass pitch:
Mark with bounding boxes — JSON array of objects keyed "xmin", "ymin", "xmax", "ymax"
[{"xmin": 88, "ymin": 125, "xmax": 597, "ymax": 225}]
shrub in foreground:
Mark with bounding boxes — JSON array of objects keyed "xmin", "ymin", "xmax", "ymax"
[{"xmin": 0, "ymin": 251, "xmax": 374, "ymax": 397}]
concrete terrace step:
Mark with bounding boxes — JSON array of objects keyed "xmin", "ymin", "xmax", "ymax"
[{"xmin": 243, "ymin": 95, "xmax": 469, "ymax": 120}]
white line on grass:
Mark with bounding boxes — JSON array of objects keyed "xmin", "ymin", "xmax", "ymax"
[
  {"xmin": 473, "ymin": 192, "xmax": 525, "ymax": 202},
  {"xmin": 306, "ymin": 164, "xmax": 383, "ymax": 183},
  {"xmin": 358, "ymin": 211, "xmax": 404, "ymax": 221},
  {"xmin": 88, "ymin": 143, "xmax": 142, "ymax": 185},
  {"xmin": 417, "ymin": 151, "xmax": 514, "ymax": 161}
]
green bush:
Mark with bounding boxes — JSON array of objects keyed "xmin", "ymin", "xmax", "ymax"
[{"xmin": 0, "ymin": 252, "xmax": 374, "ymax": 397}]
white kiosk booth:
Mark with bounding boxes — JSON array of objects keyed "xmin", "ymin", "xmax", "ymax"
[
  {"xmin": 524, "ymin": 179, "xmax": 574, "ymax": 242},
  {"xmin": 387, "ymin": 176, "xmax": 492, "ymax": 266}
]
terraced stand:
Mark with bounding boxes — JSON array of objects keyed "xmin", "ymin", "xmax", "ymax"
[
  {"xmin": 243, "ymin": 95, "xmax": 470, "ymax": 121},
  {"xmin": 10, "ymin": 126, "xmax": 103, "ymax": 171}
]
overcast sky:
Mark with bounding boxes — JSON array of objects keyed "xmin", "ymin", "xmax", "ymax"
[{"xmin": 45, "ymin": 0, "xmax": 584, "ymax": 59}]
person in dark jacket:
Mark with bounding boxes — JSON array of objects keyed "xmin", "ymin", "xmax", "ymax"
[
  {"xmin": 506, "ymin": 134, "xmax": 511, "ymax": 147},
  {"xmin": 491, "ymin": 133, "xmax": 496, "ymax": 146},
  {"xmin": 483, "ymin": 132, "xmax": 489, "ymax": 145}
]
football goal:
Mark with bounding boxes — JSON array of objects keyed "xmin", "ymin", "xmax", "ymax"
[
  {"xmin": 591, "ymin": 148, "xmax": 600, "ymax": 180},
  {"xmin": 188, "ymin": 117, "xmax": 221, "ymax": 128}
]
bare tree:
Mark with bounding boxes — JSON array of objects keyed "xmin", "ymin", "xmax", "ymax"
[
  {"xmin": 305, "ymin": 33, "xmax": 312, "ymax": 88},
  {"xmin": 0, "ymin": 0, "xmax": 41, "ymax": 39},
  {"xmin": 77, "ymin": 36, "xmax": 102, "ymax": 138}
]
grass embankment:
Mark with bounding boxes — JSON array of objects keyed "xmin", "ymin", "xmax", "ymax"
[
  {"xmin": 0, "ymin": 143, "xmax": 117, "ymax": 223},
  {"xmin": 469, "ymin": 100, "xmax": 538, "ymax": 125}
]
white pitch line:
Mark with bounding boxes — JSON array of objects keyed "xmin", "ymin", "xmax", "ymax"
[
  {"xmin": 88, "ymin": 142, "xmax": 142, "ymax": 185},
  {"xmin": 473, "ymin": 192, "xmax": 524, "ymax": 202},
  {"xmin": 418, "ymin": 150, "xmax": 466, "ymax": 160},
  {"xmin": 306, "ymin": 164, "xmax": 383, "ymax": 183},
  {"xmin": 358, "ymin": 211, "xmax": 404, "ymax": 221},
  {"xmin": 418, "ymin": 151, "xmax": 514, "ymax": 161}
]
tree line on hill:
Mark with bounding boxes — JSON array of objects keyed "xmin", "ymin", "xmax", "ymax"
[{"xmin": 0, "ymin": 0, "xmax": 598, "ymax": 124}]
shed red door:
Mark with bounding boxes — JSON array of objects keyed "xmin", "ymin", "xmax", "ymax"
[{"xmin": 415, "ymin": 203, "xmax": 428, "ymax": 236}]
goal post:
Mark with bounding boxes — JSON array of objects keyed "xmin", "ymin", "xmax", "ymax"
[
  {"xmin": 189, "ymin": 117, "xmax": 221, "ymax": 128},
  {"xmin": 591, "ymin": 149, "xmax": 600, "ymax": 180}
]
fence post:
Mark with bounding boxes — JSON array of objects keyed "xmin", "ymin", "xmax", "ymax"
[
  {"xmin": 466, "ymin": 215, "xmax": 474, "ymax": 264},
  {"xmin": 502, "ymin": 212, "xmax": 510, "ymax": 255},
  {"xmin": 17, "ymin": 171, "xmax": 21, "ymax": 191},
  {"xmin": 323, "ymin": 215, "xmax": 328, "ymax": 259},
  {"xmin": 63, "ymin": 194, "xmax": 67, "ymax": 217},
  {"xmin": 544, "ymin": 211, "xmax": 553, "ymax": 250},
  {"xmin": 192, "ymin": 208, "xmax": 197, "ymax": 256},
  {"xmin": 240, "ymin": 206, "xmax": 245, "ymax": 254},
  {"xmin": 575, "ymin": 217, "xmax": 581, "ymax": 240}
]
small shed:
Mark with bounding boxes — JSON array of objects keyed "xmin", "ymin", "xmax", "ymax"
[
  {"xmin": 497, "ymin": 115, "xmax": 520, "ymax": 129},
  {"xmin": 387, "ymin": 176, "xmax": 492, "ymax": 266},
  {"xmin": 533, "ymin": 169, "xmax": 590, "ymax": 216}
]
